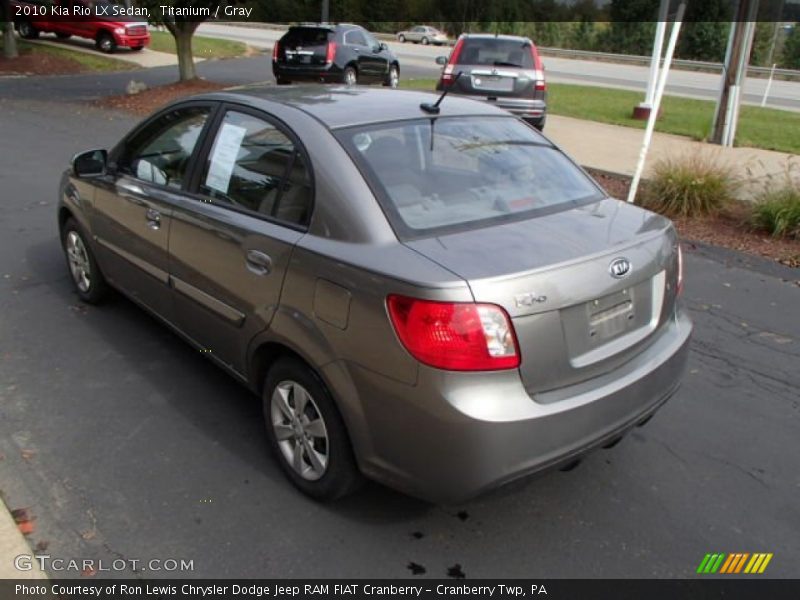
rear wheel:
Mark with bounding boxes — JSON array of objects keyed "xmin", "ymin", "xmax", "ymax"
[
  {"xmin": 398, "ymin": 34, "xmax": 406, "ymax": 43},
  {"xmin": 55, "ymin": 32, "xmax": 71, "ymax": 40},
  {"xmin": 343, "ymin": 65, "xmax": 357, "ymax": 86},
  {"xmin": 263, "ymin": 358, "xmax": 363, "ymax": 501},
  {"xmin": 526, "ymin": 116, "xmax": 546, "ymax": 131},
  {"xmin": 95, "ymin": 32, "xmax": 117, "ymax": 54},
  {"xmin": 421, "ymin": 36, "xmax": 429, "ymax": 45},
  {"xmin": 130, "ymin": 45, "xmax": 144, "ymax": 52},
  {"xmin": 18, "ymin": 21, "xmax": 39, "ymax": 39},
  {"xmin": 61, "ymin": 218, "xmax": 109, "ymax": 304}
]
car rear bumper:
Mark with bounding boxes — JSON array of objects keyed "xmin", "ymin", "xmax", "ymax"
[
  {"xmin": 342, "ymin": 307, "xmax": 692, "ymax": 503},
  {"xmin": 273, "ymin": 62, "xmax": 343, "ymax": 82}
]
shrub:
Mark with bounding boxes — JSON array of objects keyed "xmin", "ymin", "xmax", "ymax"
[
  {"xmin": 751, "ymin": 187, "xmax": 800, "ymax": 238},
  {"xmin": 643, "ymin": 154, "xmax": 737, "ymax": 218}
]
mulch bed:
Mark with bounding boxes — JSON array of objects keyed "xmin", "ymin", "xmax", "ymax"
[
  {"xmin": 94, "ymin": 80, "xmax": 228, "ymax": 115},
  {"xmin": 589, "ymin": 169, "xmax": 800, "ymax": 269},
  {"xmin": 0, "ymin": 48, "xmax": 87, "ymax": 76}
]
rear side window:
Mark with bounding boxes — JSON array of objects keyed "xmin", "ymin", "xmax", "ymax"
[
  {"xmin": 344, "ymin": 29, "xmax": 368, "ymax": 47},
  {"xmin": 337, "ymin": 116, "xmax": 603, "ymax": 239},
  {"xmin": 457, "ymin": 38, "xmax": 535, "ymax": 69},
  {"xmin": 199, "ymin": 111, "xmax": 312, "ymax": 227}
]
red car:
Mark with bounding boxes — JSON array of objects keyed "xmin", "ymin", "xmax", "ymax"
[{"xmin": 13, "ymin": 0, "xmax": 150, "ymax": 53}]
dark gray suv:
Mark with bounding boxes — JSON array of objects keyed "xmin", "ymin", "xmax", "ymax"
[
  {"xmin": 436, "ymin": 34, "xmax": 548, "ymax": 130},
  {"xmin": 59, "ymin": 86, "xmax": 690, "ymax": 503},
  {"xmin": 272, "ymin": 23, "xmax": 399, "ymax": 88}
]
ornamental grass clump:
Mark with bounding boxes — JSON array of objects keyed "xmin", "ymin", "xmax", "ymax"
[
  {"xmin": 751, "ymin": 186, "xmax": 800, "ymax": 239},
  {"xmin": 643, "ymin": 154, "xmax": 737, "ymax": 218}
]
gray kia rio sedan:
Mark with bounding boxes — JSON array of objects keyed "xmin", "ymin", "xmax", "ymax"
[{"xmin": 58, "ymin": 86, "xmax": 691, "ymax": 503}]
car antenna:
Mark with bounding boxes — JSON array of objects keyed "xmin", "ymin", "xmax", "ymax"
[{"xmin": 420, "ymin": 71, "xmax": 463, "ymax": 114}]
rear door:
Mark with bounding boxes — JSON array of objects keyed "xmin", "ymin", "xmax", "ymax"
[
  {"xmin": 450, "ymin": 37, "xmax": 543, "ymax": 101},
  {"xmin": 92, "ymin": 103, "xmax": 215, "ymax": 318},
  {"xmin": 168, "ymin": 106, "xmax": 311, "ymax": 375},
  {"xmin": 279, "ymin": 26, "xmax": 332, "ymax": 69}
]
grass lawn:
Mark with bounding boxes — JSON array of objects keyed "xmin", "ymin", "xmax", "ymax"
[
  {"xmin": 148, "ymin": 31, "xmax": 248, "ymax": 59},
  {"xmin": 399, "ymin": 78, "xmax": 800, "ymax": 155},
  {"xmin": 26, "ymin": 41, "xmax": 138, "ymax": 72}
]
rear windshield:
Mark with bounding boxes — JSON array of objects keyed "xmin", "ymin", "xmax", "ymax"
[
  {"xmin": 281, "ymin": 27, "xmax": 332, "ymax": 49},
  {"xmin": 337, "ymin": 116, "xmax": 604, "ymax": 239},
  {"xmin": 457, "ymin": 38, "xmax": 535, "ymax": 68}
]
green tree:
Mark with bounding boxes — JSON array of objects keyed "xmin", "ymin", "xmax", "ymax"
[
  {"xmin": 781, "ymin": 24, "xmax": 800, "ymax": 69},
  {"xmin": 600, "ymin": 0, "xmax": 658, "ymax": 55}
]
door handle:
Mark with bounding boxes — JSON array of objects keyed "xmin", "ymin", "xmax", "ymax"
[
  {"xmin": 245, "ymin": 250, "xmax": 272, "ymax": 276},
  {"xmin": 145, "ymin": 208, "xmax": 161, "ymax": 230}
]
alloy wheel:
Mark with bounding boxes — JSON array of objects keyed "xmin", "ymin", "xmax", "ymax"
[
  {"xmin": 66, "ymin": 231, "xmax": 92, "ymax": 293},
  {"xmin": 271, "ymin": 381, "xmax": 329, "ymax": 481}
]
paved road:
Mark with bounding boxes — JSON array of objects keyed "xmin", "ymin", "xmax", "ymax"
[
  {"xmin": 196, "ymin": 23, "xmax": 800, "ymax": 112},
  {"xmin": 0, "ymin": 97, "xmax": 798, "ymax": 579}
]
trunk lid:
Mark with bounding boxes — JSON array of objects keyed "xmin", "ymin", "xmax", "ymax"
[
  {"xmin": 405, "ymin": 199, "xmax": 681, "ymax": 394},
  {"xmin": 278, "ymin": 27, "xmax": 333, "ymax": 67}
]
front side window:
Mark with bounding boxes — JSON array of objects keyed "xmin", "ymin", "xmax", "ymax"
[
  {"xmin": 199, "ymin": 111, "xmax": 312, "ymax": 226},
  {"xmin": 337, "ymin": 116, "xmax": 603, "ymax": 238},
  {"xmin": 119, "ymin": 106, "xmax": 210, "ymax": 189}
]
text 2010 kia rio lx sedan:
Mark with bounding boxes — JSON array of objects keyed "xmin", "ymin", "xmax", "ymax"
[{"xmin": 58, "ymin": 86, "xmax": 691, "ymax": 503}]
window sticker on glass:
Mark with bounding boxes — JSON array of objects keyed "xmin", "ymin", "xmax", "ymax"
[{"xmin": 205, "ymin": 123, "xmax": 248, "ymax": 194}]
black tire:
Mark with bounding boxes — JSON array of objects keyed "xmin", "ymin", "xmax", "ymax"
[
  {"xmin": 95, "ymin": 32, "xmax": 117, "ymax": 54},
  {"xmin": 18, "ymin": 21, "xmax": 39, "ymax": 39},
  {"xmin": 130, "ymin": 45, "xmax": 144, "ymax": 52},
  {"xmin": 55, "ymin": 32, "xmax": 71, "ymax": 40},
  {"xmin": 398, "ymin": 34, "xmax": 405, "ymax": 43},
  {"xmin": 421, "ymin": 36, "xmax": 429, "ymax": 45},
  {"xmin": 342, "ymin": 65, "xmax": 357, "ymax": 86},
  {"xmin": 61, "ymin": 218, "xmax": 109, "ymax": 304},
  {"xmin": 276, "ymin": 76, "xmax": 291, "ymax": 85},
  {"xmin": 383, "ymin": 64, "xmax": 399, "ymax": 88},
  {"xmin": 263, "ymin": 358, "xmax": 363, "ymax": 501}
]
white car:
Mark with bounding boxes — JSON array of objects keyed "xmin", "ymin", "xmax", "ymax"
[{"xmin": 397, "ymin": 25, "xmax": 449, "ymax": 45}]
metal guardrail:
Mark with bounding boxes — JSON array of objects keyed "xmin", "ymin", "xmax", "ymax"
[{"xmin": 537, "ymin": 46, "xmax": 800, "ymax": 81}]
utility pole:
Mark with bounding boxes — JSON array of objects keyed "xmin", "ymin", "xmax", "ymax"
[
  {"xmin": 633, "ymin": 0, "xmax": 670, "ymax": 120},
  {"xmin": 711, "ymin": 0, "xmax": 760, "ymax": 146},
  {"xmin": 321, "ymin": 0, "xmax": 329, "ymax": 23}
]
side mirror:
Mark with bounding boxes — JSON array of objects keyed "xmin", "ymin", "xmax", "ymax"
[
  {"xmin": 72, "ymin": 149, "xmax": 107, "ymax": 178},
  {"xmin": 435, "ymin": 56, "xmax": 447, "ymax": 66},
  {"xmin": 380, "ymin": 42, "xmax": 388, "ymax": 51}
]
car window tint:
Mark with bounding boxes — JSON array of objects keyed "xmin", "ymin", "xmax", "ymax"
[
  {"xmin": 200, "ymin": 111, "xmax": 312, "ymax": 226},
  {"xmin": 345, "ymin": 30, "xmax": 368, "ymax": 47},
  {"xmin": 457, "ymin": 39, "xmax": 534, "ymax": 68},
  {"xmin": 119, "ymin": 106, "xmax": 210, "ymax": 189},
  {"xmin": 338, "ymin": 117, "xmax": 602, "ymax": 238}
]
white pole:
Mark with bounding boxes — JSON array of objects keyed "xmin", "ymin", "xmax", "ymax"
[
  {"xmin": 643, "ymin": 0, "xmax": 670, "ymax": 108},
  {"xmin": 761, "ymin": 63, "xmax": 778, "ymax": 108},
  {"xmin": 627, "ymin": 2, "xmax": 686, "ymax": 204},
  {"xmin": 726, "ymin": 14, "xmax": 758, "ymax": 147}
]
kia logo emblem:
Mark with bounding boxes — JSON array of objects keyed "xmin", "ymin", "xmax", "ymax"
[{"xmin": 609, "ymin": 257, "xmax": 632, "ymax": 278}]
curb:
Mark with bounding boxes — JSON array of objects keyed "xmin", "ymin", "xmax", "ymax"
[{"xmin": 0, "ymin": 496, "xmax": 47, "ymax": 580}]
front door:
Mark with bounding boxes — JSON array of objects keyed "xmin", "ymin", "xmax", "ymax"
[
  {"xmin": 92, "ymin": 104, "xmax": 214, "ymax": 319},
  {"xmin": 168, "ymin": 107, "xmax": 312, "ymax": 375}
]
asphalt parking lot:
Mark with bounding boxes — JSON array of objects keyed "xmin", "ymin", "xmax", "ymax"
[{"xmin": 0, "ymin": 95, "xmax": 798, "ymax": 579}]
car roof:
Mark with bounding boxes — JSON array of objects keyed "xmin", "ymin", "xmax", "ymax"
[
  {"xmin": 194, "ymin": 85, "xmax": 513, "ymax": 130},
  {"xmin": 459, "ymin": 33, "xmax": 533, "ymax": 43}
]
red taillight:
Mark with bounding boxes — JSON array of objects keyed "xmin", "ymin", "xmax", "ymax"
[
  {"xmin": 530, "ymin": 44, "xmax": 546, "ymax": 91},
  {"xmin": 272, "ymin": 42, "xmax": 280, "ymax": 61},
  {"xmin": 387, "ymin": 295, "xmax": 520, "ymax": 371},
  {"xmin": 441, "ymin": 38, "xmax": 465, "ymax": 86},
  {"xmin": 676, "ymin": 244, "xmax": 684, "ymax": 296},
  {"xmin": 325, "ymin": 41, "xmax": 336, "ymax": 64}
]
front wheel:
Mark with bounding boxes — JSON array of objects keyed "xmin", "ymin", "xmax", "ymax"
[
  {"xmin": 18, "ymin": 21, "xmax": 39, "ymax": 39},
  {"xmin": 61, "ymin": 218, "xmax": 109, "ymax": 304},
  {"xmin": 55, "ymin": 32, "xmax": 71, "ymax": 40},
  {"xmin": 421, "ymin": 37, "xmax": 429, "ymax": 45},
  {"xmin": 342, "ymin": 66, "xmax": 357, "ymax": 86},
  {"xmin": 130, "ymin": 45, "xmax": 144, "ymax": 52},
  {"xmin": 263, "ymin": 358, "xmax": 363, "ymax": 501},
  {"xmin": 383, "ymin": 64, "xmax": 399, "ymax": 88},
  {"xmin": 95, "ymin": 32, "xmax": 117, "ymax": 54}
]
